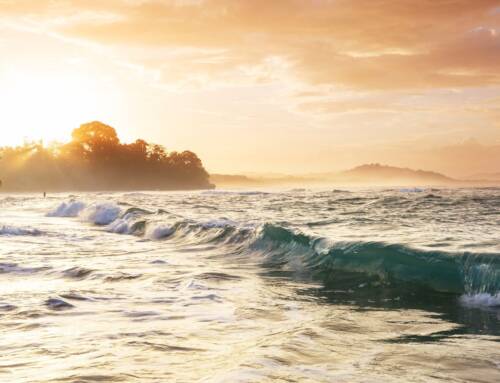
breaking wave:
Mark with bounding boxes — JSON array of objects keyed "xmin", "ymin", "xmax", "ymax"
[
  {"xmin": 459, "ymin": 293, "xmax": 500, "ymax": 308},
  {"xmin": 81, "ymin": 203, "xmax": 121, "ymax": 225},
  {"xmin": 145, "ymin": 224, "xmax": 175, "ymax": 240},
  {"xmin": 47, "ymin": 200, "xmax": 500, "ymax": 300},
  {"xmin": 47, "ymin": 200, "xmax": 86, "ymax": 217},
  {"xmin": 125, "ymin": 219, "xmax": 500, "ymax": 297},
  {"xmin": 0, "ymin": 225, "xmax": 42, "ymax": 236},
  {"xmin": 253, "ymin": 224, "xmax": 500, "ymax": 296}
]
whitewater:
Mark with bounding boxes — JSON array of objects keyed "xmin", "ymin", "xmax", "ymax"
[{"xmin": 1, "ymin": 188, "xmax": 499, "ymax": 382}]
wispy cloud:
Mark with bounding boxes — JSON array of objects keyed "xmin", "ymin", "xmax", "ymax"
[
  {"xmin": 2, "ymin": 0, "xmax": 499, "ymax": 89},
  {"xmin": 1, "ymin": 0, "xmax": 499, "ymax": 173}
]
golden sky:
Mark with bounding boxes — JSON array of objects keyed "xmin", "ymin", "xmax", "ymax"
[{"xmin": 0, "ymin": 0, "xmax": 499, "ymax": 176}]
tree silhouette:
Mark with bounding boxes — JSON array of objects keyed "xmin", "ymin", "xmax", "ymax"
[{"xmin": 0, "ymin": 121, "xmax": 213, "ymax": 192}]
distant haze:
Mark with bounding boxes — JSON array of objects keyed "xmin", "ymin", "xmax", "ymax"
[
  {"xmin": 211, "ymin": 164, "xmax": 500, "ymax": 189},
  {"xmin": 0, "ymin": 1, "xmax": 499, "ymax": 176}
]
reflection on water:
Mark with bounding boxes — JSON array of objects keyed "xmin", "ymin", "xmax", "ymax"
[{"xmin": 0, "ymin": 188, "xmax": 499, "ymax": 382}]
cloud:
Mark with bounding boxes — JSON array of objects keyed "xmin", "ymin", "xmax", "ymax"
[{"xmin": 1, "ymin": 0, "xmax": 499, "ymax": 90}]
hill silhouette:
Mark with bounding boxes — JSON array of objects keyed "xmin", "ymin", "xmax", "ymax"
[
  {"xmin": 336, "ymin": 163, "xmax": 456, "ymax": 185},
  {"xmin": 0, "ymin": 121, "xmax": 213, "ymax": 192},
  {"xmin": 211, "ymin": 164, "xmax": 472, "ymax": 188}
]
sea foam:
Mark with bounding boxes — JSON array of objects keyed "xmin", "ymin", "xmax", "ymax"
[
  {"xmin": 47, "ymin": 201, "xmax": 86, "ymax": 217},
  {"xmin": 48, "ymin": 200, "xmax": 121, "ymax": 225},
  {"xmin": 145, "ymin": 224, "xmax": 175, "ymax": 240},
  {"xmin": 201, "ymin": 218, "xmax": 238, "ymax": 229},
  {"xmin": 459, "ymin": 293, "xmax": 500, "ymax": 307},
  {"xmin": 0, "ymin": 225, "xmax": 41, "ymax": 236},
  {"xmin": 82, "ymin": 203, "xmax": 121, "ymax": 225},
  {"xmin": 107, "ymin": 216, "xmax": 134, "ymax": 234}
]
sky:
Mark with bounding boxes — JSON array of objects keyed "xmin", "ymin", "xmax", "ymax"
[{"xmin": 0, "ymin": 0, "xmax": 499, "ymax": 177}]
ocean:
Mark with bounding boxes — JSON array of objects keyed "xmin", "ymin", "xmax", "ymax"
[{"xmin": 1, "ymin": 188, "xmax": 499, "ymax": 382}]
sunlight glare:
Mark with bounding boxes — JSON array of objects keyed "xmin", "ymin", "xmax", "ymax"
[{"xmin": 0, "ymin": 68, "xmax": 110, "ymax": 146}]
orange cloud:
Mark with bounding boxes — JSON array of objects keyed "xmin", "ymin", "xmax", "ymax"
[
  {"xmin": 5, "ymin": 0, "xmax": 494, "ymax": 89},
  {"xmin": 1, "ymin": 0, "xmax": 498, "ymax": 89}
]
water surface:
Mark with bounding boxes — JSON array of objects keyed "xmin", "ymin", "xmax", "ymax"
[{"xmin": 1, "ymin": 188, "xmax": 499, "ymax": 382}]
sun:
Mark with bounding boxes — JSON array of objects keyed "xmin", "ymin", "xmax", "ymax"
[{"xmin": 0, "ymin": 67, "xmax": 110, "ymax": 146}]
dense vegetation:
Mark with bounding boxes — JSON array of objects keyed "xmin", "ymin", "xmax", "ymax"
[{"xmin": 0, "ymin": 121, "xmax": 213, "ymax": 191}]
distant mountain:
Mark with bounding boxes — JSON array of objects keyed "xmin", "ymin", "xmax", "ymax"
[
  {"xmin": 210, "ymin": 163, "xmax": 500, "ymax": 189},
  {"xmin": 334, "ymin": 164, "xmax": 456, "ymax": 185}
]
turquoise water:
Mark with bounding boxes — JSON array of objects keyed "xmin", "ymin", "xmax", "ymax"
[{"xmin": 1, "ymin": 188, "xmax": 499, "ymax": 382}]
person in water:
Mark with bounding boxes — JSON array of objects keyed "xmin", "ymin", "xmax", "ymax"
[{"xmin": 43, "ymin": 192, "xmax": 46, "ymax": 198}]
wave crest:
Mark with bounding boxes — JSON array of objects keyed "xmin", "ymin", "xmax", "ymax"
[
  {"xmin": 47, "ymin": 201, "xmax": 86, "ymax": 217},
  {"xmin": 145, "ymin": 224, "xmax": 175, "ymax": 240},
  {"xmin": 46, "ymin": 202, "xmax": 500, "ymax": 298},
  {"xmin": 459, "ymin": 293, "xmax": 500, "ymax": 307},
  {"xmin": 0, "ymin": 225, "xmax": 42, "ymax": 236},
  {"xmin": 82, "ymin": 203, "xmax": 121, "ymax": 225},
  {"xmin": 255, "ymin": 223, "xmax": 500, "ymax": 296}
]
